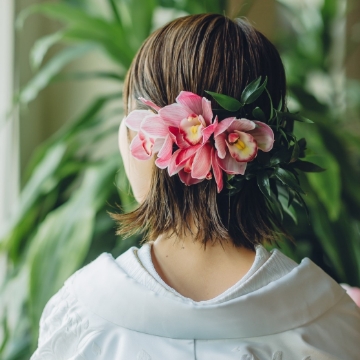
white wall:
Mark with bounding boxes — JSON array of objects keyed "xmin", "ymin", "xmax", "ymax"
[{"xmin": 0, "ymin": 0, "xmax": 19, "ymax": 230}]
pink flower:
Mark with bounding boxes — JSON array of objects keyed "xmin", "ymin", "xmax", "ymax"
[
  {"xmin": 125, "ymin": 91, "xmax": 217, "ymax": 185},
  {"xmin": 341, "ymin": 284, "xmax": 360, "ymax": 307},
  {"xmin": 123, "ymin": 91, "xmax": 275, "ymax": 193},
  {"xmin": 124, "ymin": 108, "xmax": 168, "ymax": 160},
  {"xmin": 212, "ymin": 117, "xmax": 274, "ymax": 192}
]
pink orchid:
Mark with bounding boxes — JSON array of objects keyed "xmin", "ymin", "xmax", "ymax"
[
  {"xmin": 212, "ymin": 117, "xmax": 274, "ymax": 191},
  {"xmin": 125, "ymin": 91, "xmax": 217, "ymax": 184},
  {"xmin": 123, "ymin": 91, "xmax": 275, "ymax": 193},
  {"xmin": 341, "ymin": 284, "xmax": 360, "ymax": 307}
]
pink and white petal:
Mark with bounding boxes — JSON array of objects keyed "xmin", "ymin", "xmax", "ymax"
[
  {"xmin": 192, "ymin": 143, "xmax": 212, "ymax": 179},
  {"xmin": 155, "ymin": 156, "xmax": 171, "ymax": 169},
  {"xmin": 202, "ymin": 97, "xmax": 213, "ymax": 125},
  {"xmin": 139, "ymin": 97, "xmax": 161, "ymax": 111},
  {"xmin": 178, "ymin": 169, "xmax": 204, "ymax": 186},
  {"xmin": 211, "ymin": 148, "xmax": 223, "ymax": 192},
  {"xmin": 168, "ymin": 149, "xmax": 184, "ymax": 176},
  {"xmin": 169, "ymin": 127, "xmax": 189, "ymax": 149},
  {"xmin": 153, "ymin": 138, "xmax": 166, "ymax": 153},
  {"xmin": 124, "ymin": 110, "xmax": 151, "ymax": 131},
  {"xmin": 129, "ymin": 134, "xmax": 152, "ymax": 160},
  {"xmin": 155, "ymin": 136, "xmax": 173, "ymax": 169},
  {"xmin": 159, "ymin": 103, "xmax": 191, "ymax": 127},
  {"xmin": 202, "ymin": 121, "xmax": 217, "ymax": 143},
  {"xmin": 176, "ymin": 91, "xmax": 203, "ymax": 115},
  {"xmin": 140, "ymin": 114, "xmax": 168, "ymax": 138},
  {"xmin": 214, "ymin": 133, "xmax": 227, "ymax": 159},
  {"xmin": 227, "ymin": 118, "xmax": 256, "ymax": 133},
  {"xmin": 226, "ymin": 131, "xmax": 257, "ymax": 162},
  {"xmin": 156, "ymin": 134, "xmax": 172, "ymax": 158},
  {"xmin": 176, "ymin": 145, "xmax": 202, "ymax": 166},
  {"xmin": 218, "ymin": 153, "xmax": 247, "ymax": 175},
  {"xmin": 248, "ymin": 121, "xmax": 274, "ymax": 152},
  {"xmin": 214, "ymin": 117, "xmax": 236, "ymax": 137}
]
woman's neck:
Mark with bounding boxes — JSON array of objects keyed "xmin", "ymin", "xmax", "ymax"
[{"xmin": 150, "ymin": 232, "xmax": 256, "ymax": 301}]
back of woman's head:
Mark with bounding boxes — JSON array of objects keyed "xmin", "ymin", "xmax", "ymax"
[{"xmin": 116, "ymin": 13, "xmax": 287, "ymax": 249}]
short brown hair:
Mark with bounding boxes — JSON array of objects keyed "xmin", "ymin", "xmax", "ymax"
[{"xmin": 113, "ymin": 14, "xmax": 287, "ymax": 249}]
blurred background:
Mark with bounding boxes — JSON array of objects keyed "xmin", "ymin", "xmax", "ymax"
[{"xmin": 0, "ymin": 0, "xmax": 359, "ymax": 358}]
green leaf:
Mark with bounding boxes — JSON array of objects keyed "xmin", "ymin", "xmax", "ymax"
[
  {"xmin": 19, "ymin": 44, "xmax": 95, "ymax": 104},
  {"xmin": 240, "ymin": 77, "xmax": 260, "ymax": 102},
  {"xmin": 279, "ymin": 193, "xmax": 298, "ymax": 224},
  {"xmin": 265, "ymin": 88, "xmax": 274, "ymax": 120},
  {"xmin": 273, "ymin": 168, "xmax": 304, "ymax": 194},
  {"xmin": 269, "ymin": 150, "xmax": 290, "ymax": 166},
  {"xmin": 108, "ymin": 0, "xmax": 122, "ymax": 23},
  {"xmin": 280, "ymin": 112, "xmax": 314, "ymax": 123},
  {"xmin": 52, "ymin": 71, "xmax": 124, "ymax": 82},
  {"xmin": 205, "ymin": 91, "xmax": 242, "ymax": 111},
  {"xmin": 241, "ymin": 77, "xmax": 268, "ymax": 104},
  {"xmin": 290, "ymin": 141, "xmax": 300, "ymax": 162},
  {"xmin": 252, "ymin": 107, "xmax": 266, "ymax": 121},
  {"xmin": 257, "ymin": 172, "xmax": 272, "ymax": 201},
  {"xmin": 306, "ymin": 156, "xmax": 340, "ymax": 220},
  {"xmin": 17, "ymin": 3, "xmax": 134, "ymax": 66},
  {"xmin": 30, "ymin": 30, "xmax": 66, "ymax": 70},
  {"xmin": 117, "ymin": 0, "xmax": 157, "ymax": 49},
  {"xmin": 293, "ymin": 160, "xmax": 326, "ymax": 172}
]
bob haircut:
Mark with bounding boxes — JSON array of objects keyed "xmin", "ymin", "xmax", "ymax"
[{"xmin": 113, "ymin": 13, "xmax": 288, "ymax": 249}]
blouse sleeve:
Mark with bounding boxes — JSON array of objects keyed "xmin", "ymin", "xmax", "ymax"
[{"xmin": 30, "ymin": 283, "xmax": 71, "ymax": 359}]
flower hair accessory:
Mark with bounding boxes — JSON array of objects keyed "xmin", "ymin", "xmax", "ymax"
[{"xmin": 124, "ymin": 77, "xmax": 324, "ymax": 218}]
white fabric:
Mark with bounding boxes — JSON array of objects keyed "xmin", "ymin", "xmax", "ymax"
[
  {"xmin": 122, "ymin": 243, "xmax": 295, "ymax": 304},
  {"xmin": 31, "ymin": 246, "xmax": 360, "ymax": 360}
]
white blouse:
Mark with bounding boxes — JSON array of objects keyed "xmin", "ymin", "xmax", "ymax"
[{"xmin": 31, "ymin": 245, "xmax": 360, "ymax": 359}]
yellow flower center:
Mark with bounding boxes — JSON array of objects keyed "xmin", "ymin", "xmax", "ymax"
[
  {"xmin": 191, "ymin": 125, "xmax": 199, "ymax": 134},
  {"xmin": 235, "ymin": 140, "xmax": 246, "ymax": 150}
]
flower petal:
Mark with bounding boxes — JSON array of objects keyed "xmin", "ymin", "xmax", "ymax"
[
  {"xmin": 202, "ymin": 116, "xmax": 218, "ymax": 143},
  {"xmin": 248, "ymin": 121, "xmax": 274, "ymax": 152},
  {"xmin": 129, "ymin": 133, "xmax": 153, "ymax": 160},
  {"xmin": 227, "ymin": 118, "xmax": 256, "ymax": 133},
  {"xmin": 226, "ymin": 131, "xmax": 257, "ymax": 162},
  {"xmin": 214, "ymin": 117, "xmax": 236, "ymax": 137},
  {"xmin": 214, "ymin": 133, "xmax": 227, "ymax": 159},
  {"xmin": 192, "ymin": 143, "xmax": 212, "ymax": 179},
  {"xmin": 178, "ymin": 169, "xmax": 204, "ymax": 186},
  {"xmin": 153, "ymin": 138, "xmax": 165, "ymax": 153},
  {"xmin": 202, "ymin": 97, "xmax": 213, "ymax": 125},
  {"xmin": 218, "ymin": 153, "xmax": 247, "ymax": 175},
  {"xmin": 141, "ymin": 114, "xmax": 168, "ymax": 138},
  {"xmin": 125, "ymin": 110, "xmax": 151, "ymax": 131},
  {"xmin": 139, "ymin": 97, "xmax": 161, "ymax": 111},
  {"xmin": 176, "ymin": 91, "xmax": 203, "ymax": 115},
  {"xmin": 169, "ymin": 127, "xmax": 189, "ymax": 149},
  {"xmin": 157, "ymin": 134, "xmax": 172, "ymax": 158},
  {"xmin": 159, "ymin": 103, "xmax": 191, "ymax": 127},
  {"xmin": 168, "ymin": 149, "xmax": 184, "ymax": 176},
  {"xmin": 211, "ymin": 148, "xmax": 223, "ymax": 192},
  {"xmin": 155, "ymin": 156, "xmax": 171, "ymax": 169},
  {"xmin": 155, "ymin": 135, "xmax": 173, "ymax": 169},
  {"xmin": 176, "ymin": 145, "xmax": 202, "ymax": 166}
]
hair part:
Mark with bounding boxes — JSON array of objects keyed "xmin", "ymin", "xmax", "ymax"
[{"xmin": 113, "ymin": 14, "xmax": 288, "ymax": 249}]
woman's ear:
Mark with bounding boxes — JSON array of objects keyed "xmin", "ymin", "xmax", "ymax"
[{"xmin": 118, "ymin": 118, "xmax": 154, "ymax": 203}]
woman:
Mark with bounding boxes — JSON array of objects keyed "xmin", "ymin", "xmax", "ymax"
[{"xmin": 31, "ymin": 14, "xmax": 360, "ymax": 359}]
